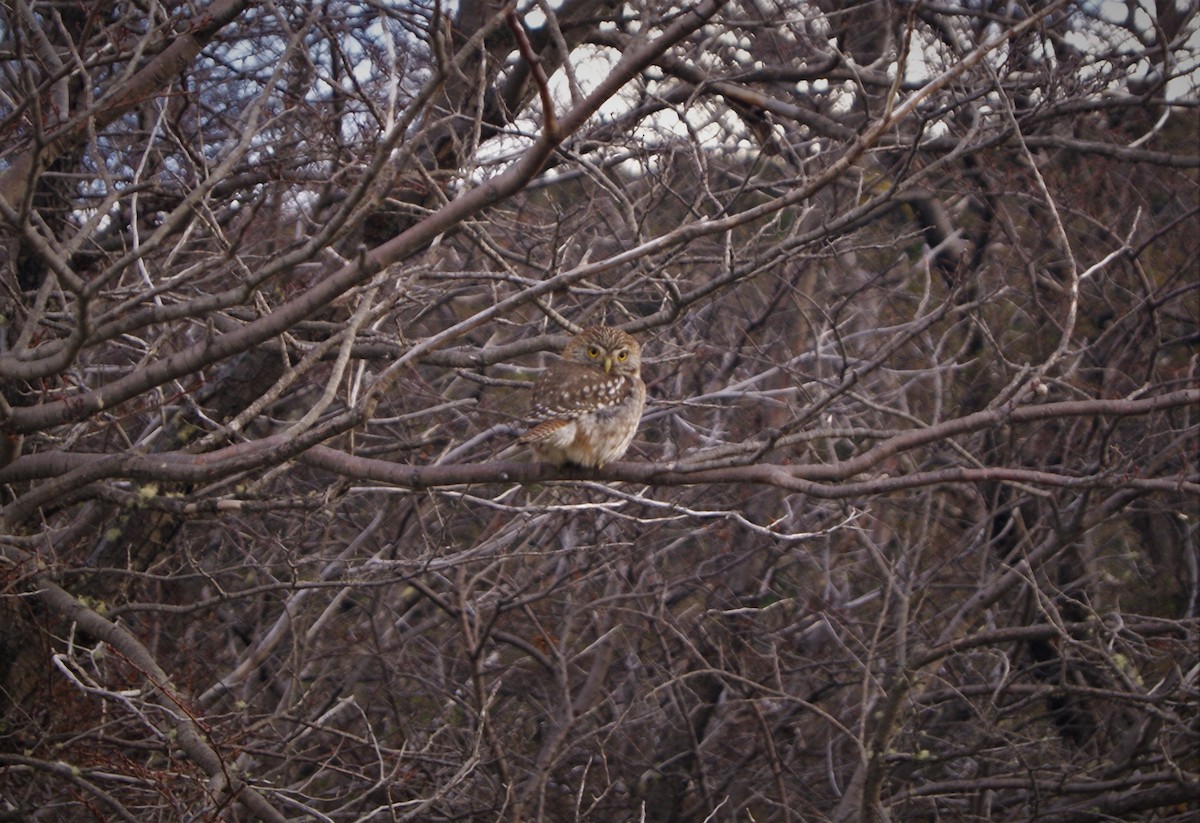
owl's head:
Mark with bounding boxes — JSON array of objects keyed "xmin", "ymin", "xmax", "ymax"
[{"xmin": 562, "ymin": 326, "xmax": 642, "ymax": 377}]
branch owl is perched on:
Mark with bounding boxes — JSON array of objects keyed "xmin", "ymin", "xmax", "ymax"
[{"xmin": 519, "ymin": 326, "xmax": 646, "ymax": 468}]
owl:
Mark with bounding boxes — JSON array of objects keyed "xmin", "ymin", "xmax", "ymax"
[{"xmin": 520, "ymin": 326, "xmax": 646, "ymax": 468}]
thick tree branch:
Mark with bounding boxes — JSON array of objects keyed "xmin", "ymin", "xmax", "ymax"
[{"xmin": 30, "ymin": 578, "xmax": 288, "ymax": 822}]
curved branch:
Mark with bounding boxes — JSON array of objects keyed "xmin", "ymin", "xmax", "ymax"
[
  {"xmin": 31, "ymin": 579, "xmax": 287, "ymax": 822},
  {"xmin": 3, "ymin": 389, "xmax": 1194, "ymax": 497}
]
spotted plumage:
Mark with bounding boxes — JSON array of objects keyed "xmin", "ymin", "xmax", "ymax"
[{"xmin": 520, "ymin": 326, "xmax": 646, "ymax": 468}]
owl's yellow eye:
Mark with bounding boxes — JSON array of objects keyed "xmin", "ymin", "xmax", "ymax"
[
  {"xmin": 617, "ymin": 350, "xmax": 628, "ymax": 361},
  {"xmin": 587, "ymin": 346, "xmax": 601, "ymax": 358}
]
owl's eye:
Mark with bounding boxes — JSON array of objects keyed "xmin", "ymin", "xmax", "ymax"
[
  {"xmin": 616, "ymin": 350, "xmax": 629, "ymax": 361},
  {"xmin": 587, "ymin": 346, "xmax": 601, "ymax": 358}
]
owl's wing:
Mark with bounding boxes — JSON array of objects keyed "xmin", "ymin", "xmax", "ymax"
[
  {"xmin": 519, "ymin": 416, "xmax": 572, "ymax": 444},
  {"xmin": 519, "ymin": 365, "xmax": 635, "ymax": 441}
]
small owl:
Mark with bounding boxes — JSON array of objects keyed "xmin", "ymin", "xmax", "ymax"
[{"xmin": 520, "ymin": 326, "xmax": 646, "ymax": 468}]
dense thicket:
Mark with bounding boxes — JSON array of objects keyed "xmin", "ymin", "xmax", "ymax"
[{"xmin": 0, "ymin": 1, "xmax": 1196, "ymax": 820}]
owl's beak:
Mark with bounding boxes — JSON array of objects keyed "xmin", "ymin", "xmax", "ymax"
[{"xmin": 603, "ymin": 356, "xmax": 612, "ymax": 373}]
